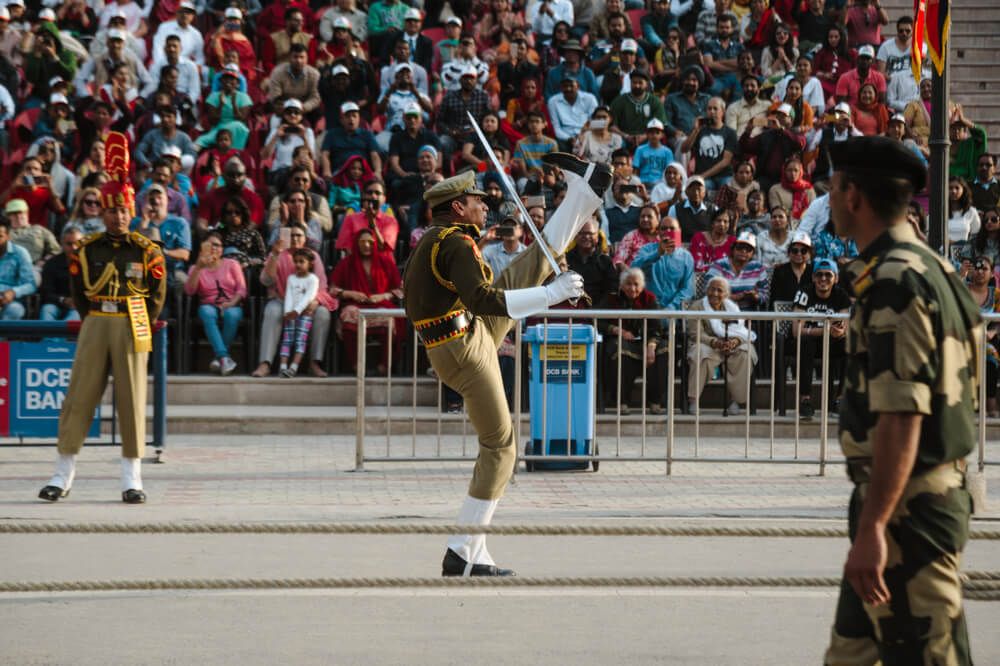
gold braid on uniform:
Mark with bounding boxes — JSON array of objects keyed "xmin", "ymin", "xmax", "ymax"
[
  {"xmin": 429, "ymin": 226, "xmax": 493, "ymax": 293},
  {"xmin": 78, "ymin": 240, "xmax": 120, "ymax": 300}
]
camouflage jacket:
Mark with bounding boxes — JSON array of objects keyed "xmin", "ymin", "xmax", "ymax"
[{"xmin": 839, "ymin": 223, "xmax": 983, "ymax": 473}]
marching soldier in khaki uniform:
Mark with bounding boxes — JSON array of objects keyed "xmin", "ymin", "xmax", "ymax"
[
  {"xmin": 39, "ymin": 133, "xmax": 167, "ymax": 505},
  {"xmin": 824, "ymin": 136, "xmax": 980, "ymax": 664},
  {"xmin": 404, "ymin": 154, "xmax": 611, "ymax": 576}
]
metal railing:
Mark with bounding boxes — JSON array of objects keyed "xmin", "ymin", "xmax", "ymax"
[{"xmin": 354, "ymin": 309, "xmax": 998, "ymax": 475}]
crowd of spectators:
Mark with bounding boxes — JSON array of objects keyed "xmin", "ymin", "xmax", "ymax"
[{"xmin": 0, "ymin": 0, "xmax": 994, "ymax": 410}]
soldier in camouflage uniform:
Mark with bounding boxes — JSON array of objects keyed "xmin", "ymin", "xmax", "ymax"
[
  {"xmin": 38, "ymin": 133, "xmax": 167, "ymax": 505},
  {"xmin": 824, "ymin": 136, "xmax": 981, "ymax": 665},
  {"xmin": 404, "ymin": 154, "xmax": 611, "ymax": 576}
]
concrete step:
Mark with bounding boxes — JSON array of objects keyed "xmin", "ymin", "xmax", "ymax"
[
  {"xmin": 126, "ymin": 375, "xmax": 837, "ymax": 411},
  {"xmin": 129, "ymin": 403, "xmax": 1000, "ymax": 441}
]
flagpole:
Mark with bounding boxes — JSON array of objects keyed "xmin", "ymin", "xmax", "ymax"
[{"xmin": 927, "ymin": 6, "xmax": 949, "ymax": 256}]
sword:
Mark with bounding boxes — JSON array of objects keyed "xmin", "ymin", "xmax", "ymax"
[{"xmin": 466, "ymin": 111, "xmax": 563, "ymax": 276}]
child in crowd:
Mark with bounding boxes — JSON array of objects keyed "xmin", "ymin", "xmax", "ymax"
[
  {"xmin": 195, "ymin": 129, "xmax": 240, "ymax": 195},
  {"xmin": 279, "ymin": 248, "xmax": 319, "ymax": 378},
  {"xmin": 512, "ymin": 111, "xmax": 558, "ymax": 190},
  {"xmin": 632, "ymin": 119, "xmax": 674, "ymax": 190}
]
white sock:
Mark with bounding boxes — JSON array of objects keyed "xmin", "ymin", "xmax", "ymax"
[
  {"xmin": 289, "ymin": 362, "xmax": 299, "ymax": 373},
  {"xmin": 47, "ymin": 453, "xmax": 76, "ymax": 490},
  {"xmin": 447, "ymin": 495, "xmax": 499, "ymax": 567},
  {"xmin": 121, "ymin": 457, "xmax": 142, "ymax": 492}
]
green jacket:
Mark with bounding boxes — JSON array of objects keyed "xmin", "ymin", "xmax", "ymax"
[{"xmin": 949, "ymin": 125, "xmax": 987, "ymax": 183}]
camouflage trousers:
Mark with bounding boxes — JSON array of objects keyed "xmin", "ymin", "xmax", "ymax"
[{"xmin": 824, "ymin": 462, "xmax": 973, "ymax": 665}]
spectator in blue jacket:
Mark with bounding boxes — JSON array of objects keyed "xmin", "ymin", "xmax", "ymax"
[
  {"xmin": 0, "ymin": 217, "xmax": 38, "ymax": 320},
  {"xmin": 631, "ymin": 215, "xmax": 694, "ymax": 311}
]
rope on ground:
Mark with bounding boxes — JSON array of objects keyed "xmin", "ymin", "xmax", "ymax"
[
  {"xmin": 0, "ymin": 522, "xmax": 997, "ymax": 539},
  {"xmin": 1, "ymin": 575, "xmax": 999, "ymax": 597}
]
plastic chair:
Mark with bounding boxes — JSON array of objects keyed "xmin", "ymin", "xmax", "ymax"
[{"xmin": 627, "ymin": 9, "xmax": 647, "ymax": 39}]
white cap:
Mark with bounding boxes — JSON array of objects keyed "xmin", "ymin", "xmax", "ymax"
[
  {"xmin": 5, "ymin": 0, "xmax": 24, "ymax": 7},
  {"xmin": 48, "ymin": 75, "xmax": 65, "ymax": 88},
  {"xmin": 283, "ymin": 98, "xmax": 303, "ymax": 110},
  {"xmin": 789, "ymin": 230, "xmax": 812, "ymax": 248},
  {"xmin": 340, "ymin": 101, "xmax": 360, "ymax": 114},
  {"xmin": 404, "ymin": 7, "xmax": 422, "ymax": 20},
  {"xmin": 394, "ymin": 62, "xmax": 413, "ymax": 74},
  {"xmin": 161, "ymin": 145, "xmax": 182, "ymax": 158},
  {"xmin": 221, "ymin": 63, "xmax": 240, "ymax": 76},
  {"xmin": 332, "ymin": 64, "xmax": 350, "ymax": 77},
  {"xmin": 620, "ymin": 39, "xmax": 639, "ymax": 53},
  {"xmin": 735, "ymin": 230, "xmax": 757, "ymax": 249},
  {"xmin": 646, "ymin": 118, "xmax": 664, "ymax": 130},
  {"xmin": 833, "ymin": 101, "xmax": 851, "ymax": 116},
  {"xmin": 108, "ymin": 28, "xmax": 125, "ymax": 41},
  {"xmin": 39, "ymin": 8, "xmax": 55, "ymax": 20},
  {"xmin": 332, "ymin": 16, "xmax": 351, "ymax": 29},
  {"xmin": 445, "ymin": 16, "xmax": 462, "ymax": 26},
  {"xmin": 403, "ymin": 102, "xmax": 422, "ymax": 115},
  {"xmin": 179, "ymin": 0, "xmax": 196, "ymax": 10},
  {"xmin": 224, "ymin": 7, "xmax": 242, "ymax": 19},
  {"xmin": 858, "ymin": 44, "xmax": 875, "ymax": 58},
  {"xmin": 686, "ymin": 175, "xmax": 706, "ymax": 189},
  {"xmin": 0, "ymin": 7, "xmax": 10, "ymax": 20},
  {"xmin": 48, "ymin": 92, "xmax": 68, "ymax": 105},
  {"xmin": 776, "ymin": 102, "xmax": 794, "ymax": 117},
  {"xmin": 460, "ymin": 64, "xmax": 478, "ymax": 78},
  {"xmin": 889, "ymin": 113, "xmax": 906, "ymax": 124}
]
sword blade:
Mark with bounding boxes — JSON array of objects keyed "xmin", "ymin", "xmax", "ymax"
[{"xmin": 466, "ymin": 111, "xmax": 562, "ymax": 276}]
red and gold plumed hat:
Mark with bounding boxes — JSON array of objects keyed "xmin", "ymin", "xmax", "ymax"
[{"xmin": 99, "ymin": 131, "xmax": 134, "ymax": 215}]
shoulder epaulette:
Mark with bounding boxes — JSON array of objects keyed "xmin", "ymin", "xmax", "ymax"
[{"xmin": 80, "ymin": 232, "xmax": 103, "ymax": 246}]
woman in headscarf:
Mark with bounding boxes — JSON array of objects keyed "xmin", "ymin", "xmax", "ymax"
[
  {"xmin": 329, "ymin": 155, "xmax": 376, "ymax": 220},
  {"xmin": 599, "ymin": 268, "xmax": 670, "ymax": 415},
  {"xmin": 768, "ymin": 156, "xmax": 815, "ymax": 223},
  {"xmin": 850, "ymin": 82, "xmax": 889, "ymax": 136},
  {"xmin": 503, "ymin": 77, "xmax": 549, "ymax": 141},
  {"xmin": 650, "ymin": 161, "xmax": 687, "ymax": 214},
  {"xmin": 686, "ymin": 276, "xmax": 758, "ymax": 415},
  {"xmin": 329, "ymin": 227, "xmax": 404, "ymax": 375}
]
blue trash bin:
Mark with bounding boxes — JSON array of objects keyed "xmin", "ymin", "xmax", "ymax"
[{"xmin": 523, "ymin": 323, "xmax": 600, "ymax": 471}]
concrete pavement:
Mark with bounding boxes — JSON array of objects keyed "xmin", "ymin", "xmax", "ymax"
[{"xmin": 1, "ymin": 433, "xmax": 998, "ymax": 665}]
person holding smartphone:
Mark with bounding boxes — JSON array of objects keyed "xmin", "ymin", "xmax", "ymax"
[
  {"xmin": 630, "ymin": 215, "xmax": 694, "ymax": 311},
  {"xmin": 0, "ymin": 157, "xmax": 66, "ymax": 228},
  {"xmin": 262, "ymin": 99, "xmax": 317, "ymax": 186}
]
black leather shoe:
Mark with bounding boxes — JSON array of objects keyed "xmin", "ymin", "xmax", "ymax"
[
  {"xmin": 542, "ymin": 152, "xmax": 614, "ymax": 197},
  {"xmin": 122, "ymin": 489, "xmax": 146, "ymax": 504},
  {"xmin": 441, "ymin": 548, "xmax": 516, "ymax": 577},
  {"xmin": 38, "ymin": 485, "xmax": 69, "ymax": 502}
]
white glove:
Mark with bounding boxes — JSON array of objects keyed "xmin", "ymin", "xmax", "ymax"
[
  {"xmin": 544, "ymin": 270, "xmax": 585, "ymax": 306},
  {"xmin": 503, "ymin": 272, "xmax": 586, "ymax": 319}
]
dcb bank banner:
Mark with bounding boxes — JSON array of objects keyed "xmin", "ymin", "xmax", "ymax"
[{"xmin": 0, "ymin": 342, "xmax": 100, "ymax": 438}]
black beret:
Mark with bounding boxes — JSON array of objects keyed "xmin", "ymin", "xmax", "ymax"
[
  {"xmin": 681, "ymin": 65, "xmax": 705, "ymax": 86},
  {"xmin": 829, "ymin": 136, "xmax": 927, "ymax": 191},
  {"xmin": 630, "ymin": 68, "xmax": 652, "ymax": 82}
]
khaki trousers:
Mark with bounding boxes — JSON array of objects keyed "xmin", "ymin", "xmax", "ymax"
[
  {"xmin": 687, "ymin": 342, "xmax": 757, "ymax": 405},
  {"xmin": 57, "ymin": 314, "xmax": 148, "ymax": 459},
  {"xmin": 427, "ymin": 176, "xmax": 600, "ymax": 500},
  {"xmin": 428, "ymin": 240, "xmax": 555, "ymax": 500}
]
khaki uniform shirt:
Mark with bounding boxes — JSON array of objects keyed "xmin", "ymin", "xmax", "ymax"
[
  {"xmin": 839, "ymin": 223, "xmax": 983, "ymax": 474},
  {"xmin": 70, "ymin": 231, "xmax": 168, "ymax": 322},
  {"xmin": 403, "ymin": 219, "xmax": 509, "ymax": 324}
]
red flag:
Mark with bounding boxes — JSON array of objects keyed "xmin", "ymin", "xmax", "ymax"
[
  {"xmin": 925, "ymin": 0, "xmax": 950, "ymax": 76},
  {"xmin": 912, "ymin": 0, "xmax": 926, "ymax": 84}
]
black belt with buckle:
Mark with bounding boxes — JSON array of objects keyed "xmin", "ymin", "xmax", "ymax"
[
  {"xmin": 89, "ymin": 299, "xmax": 128, "ymax": 314},
  {"xmin": 415, "ymin": 310, "xmax": 474, "ymax": 348}
]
